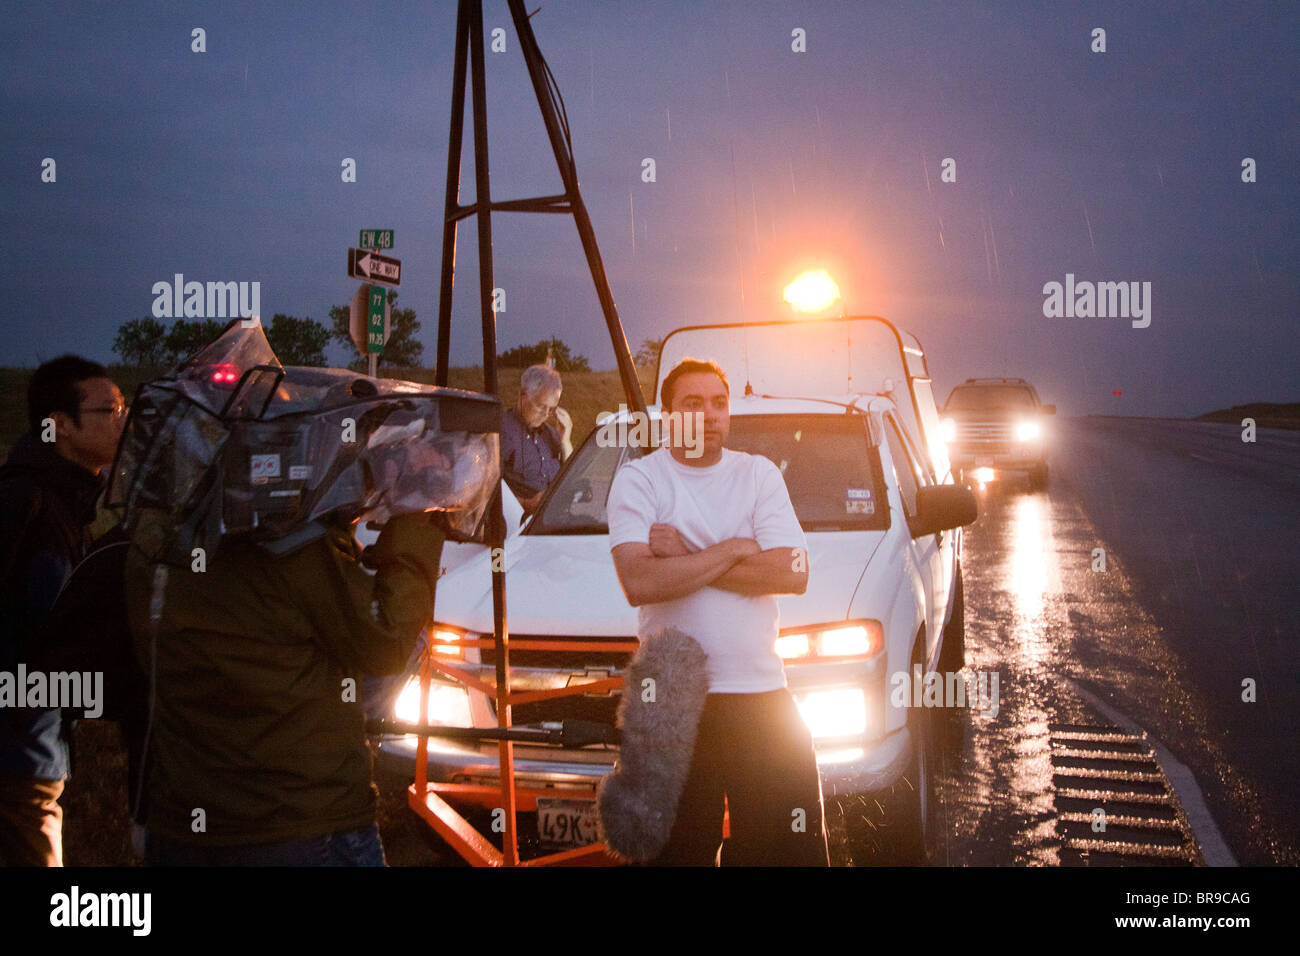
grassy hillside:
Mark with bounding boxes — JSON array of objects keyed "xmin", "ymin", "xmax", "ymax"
[
  {"xmin": 1195, "ymin": 402, "xmax": 1300, "ymax": 430},
  {"xmin": 0, "ymin": 365, "xmax": 655, "ymax": 457}
]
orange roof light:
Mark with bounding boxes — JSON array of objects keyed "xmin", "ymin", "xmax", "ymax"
[{"xmin": 783, "ymin": 268, "xmax": 841, "ymax": 315}]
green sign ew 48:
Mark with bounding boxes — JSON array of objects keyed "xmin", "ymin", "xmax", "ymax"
[{"xmin": 359, "ymin": 229, "xmax": 395, "ymax": 250}]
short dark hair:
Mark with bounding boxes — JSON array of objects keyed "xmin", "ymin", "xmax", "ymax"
[
  {"xmin": 660, "ymin": 358, "xmax": 729, "ymax": 410},
  {"xmin": 28, "ymin": 355, "xmax": 110, "ymax": 432}
]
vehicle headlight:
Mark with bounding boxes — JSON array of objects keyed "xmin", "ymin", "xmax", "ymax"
[
  {"xmin": 429, "ymin": 626, "xmax": 466, "ymax": 660},
  {"xmin": 941, "ymin": 418, "xmax": 958, "ymax": 443},
  {"xmin": 795, "ymin": 689, "xmax": 867, "ymax": 739},
  {"xmin": 1015, "ymin": 421, "xmax": 1040, "ymax": 442},
  {"xmin": 776, "ymin": 621, "xmax": 883, "ymax": 661},
  {"xmin": 394, "ymin": 676, "xmax": 473, "ymax": 728},
  {"xmin": 774, "ymin": 633, "xmax": 810, "ymax": 659}
]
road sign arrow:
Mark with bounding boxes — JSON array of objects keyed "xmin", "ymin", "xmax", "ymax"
[{"xmin": 348, "ymin": 248, "xmax": 401, "ymax": 286}]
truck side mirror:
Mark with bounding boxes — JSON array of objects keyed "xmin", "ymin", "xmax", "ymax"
[
  {"xmin": 909, "ymin": 484, "xmax": 978, "ymax": 538},
  {"xmin": 1041, "ymin": 404, "xmax": 1056, "ymax": 415}
]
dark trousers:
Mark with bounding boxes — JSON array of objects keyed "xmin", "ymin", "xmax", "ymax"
[
  {"xmin": 147, "ymin": 822, "xmax": 386, "ymax": 866},
  {"xmin": 0, "ymin": 774, "xmax": 63, "ymax": 866},
  {"xmin": 652, "ymin": 689, "xmax": 829, "ymax": 866}
]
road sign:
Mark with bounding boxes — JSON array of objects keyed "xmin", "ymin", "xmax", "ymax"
[
  {"xmin": 348, "ymin": 283, "xmax": 390, "ymax": 357},
  {"xmin": 359, "ymin": 229, "xmax": 395, "ymax": 250},
  {"xmin": 367, "ymin": 285, "xmax": 387, "ymax": 354},
  {"xmin": 348, "ymin": 248, "xmax": 401, "ymax": 286}
]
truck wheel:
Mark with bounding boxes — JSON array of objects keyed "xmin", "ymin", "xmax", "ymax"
[
  {"xmin": 934, "ymin": 566, "xmax": 967, "ymax": 758},
  {"xmin": 1028, "ymin": 463, "xmax": 1049, "ymax": 491},
  {"xmin": 831, "ymin": 707, "xmax": 936, "ymax": 865},
  {"xmin": 938, "ymin": 564, "xmax": 964, "ymax": 672},
  {"xmin": 832, "ymin": 636, "xmax": 938, "ymax": 866},
  {"xmin": 895, "ymin": 638, "xmax": 938, "ymax": 865}
]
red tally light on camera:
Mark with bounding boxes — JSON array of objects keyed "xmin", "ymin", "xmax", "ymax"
[{"xmin": 210, "ymin": 364, "xmax": 240, "ymax": 386}]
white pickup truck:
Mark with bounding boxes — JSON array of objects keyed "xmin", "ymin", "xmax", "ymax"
[{"xmin": 377, "ymin": 315, "xmax": 977, "ymax": 863}]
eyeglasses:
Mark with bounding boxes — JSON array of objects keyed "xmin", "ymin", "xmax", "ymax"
[{"xmin": 81, "ymin": 403, "xmax": 128, "ymax": 420}]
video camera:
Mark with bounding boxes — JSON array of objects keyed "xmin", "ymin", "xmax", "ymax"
[{"xmin": 108, "ymin": 321, "xmax": 501, "ymax": 567}]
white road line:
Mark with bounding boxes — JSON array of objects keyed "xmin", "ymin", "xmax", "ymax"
[{"xmin": 1062, "ymin": 678, "xmax": 1237, "ymax": 867}]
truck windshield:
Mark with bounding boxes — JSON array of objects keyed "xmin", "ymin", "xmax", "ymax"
[
  {"xmin": 945, "ymin": 386, "xmax": 1036, "ymax": 411},
  {"xmin": 529, "ymin": 414, "xmax": 886, "ymax": 534}
]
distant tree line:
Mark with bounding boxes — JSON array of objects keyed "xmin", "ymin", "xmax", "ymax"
[
  {"xmin": 634, "ymin": 338, "xmax": 662, "ymax": 369},
  {"xmin": 112, "ymin": 293, "xmax": 425, "ymax": 370},
  {"xmin": 498, "ymin": 337, "xmax": 590, "ymax": 372},
  {"xmin": 111, "ymin": 305, "xmax": 620, "ymax": 376}
]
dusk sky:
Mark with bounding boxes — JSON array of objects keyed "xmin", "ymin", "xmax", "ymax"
[{"xmin": 3, "ymin": 1, "xmax": 1296, "ymax": 417}]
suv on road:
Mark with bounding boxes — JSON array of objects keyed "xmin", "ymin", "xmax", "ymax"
[
  {"xmin": 941, "ymin": 378, "xmax": 1055, "ymax": 490},
  {"xmin": 377, "ymin": 316, "xmax": 977, "ymax": 863}
]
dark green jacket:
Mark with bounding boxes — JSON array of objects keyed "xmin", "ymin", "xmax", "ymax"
[{"xmin": 125, "ymin": 516, "xmax": 444, "ymax": 846}]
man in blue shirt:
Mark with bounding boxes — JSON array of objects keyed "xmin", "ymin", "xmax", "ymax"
[{"xmin": 500, "ymin": 364, "xmax": 571, "ymax": 513}]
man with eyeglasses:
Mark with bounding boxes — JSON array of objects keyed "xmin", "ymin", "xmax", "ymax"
[
  {"xmin": 0, "ymin": 356, "xmax": 125, "ymax": 865},
  {"xmin": 500, "ymin": 364, "xmax": 572, "ymax": 514}
]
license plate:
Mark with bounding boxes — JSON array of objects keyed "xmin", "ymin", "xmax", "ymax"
[{"xmin": 536, "ymin": 798, "xmax": 600, "ymax": 846}]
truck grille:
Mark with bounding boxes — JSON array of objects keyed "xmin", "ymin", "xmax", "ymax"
[
  {"xmin": 481, "ymin": 635, "xmax": 631, "ymax": 729},
  {"xmin": 958, "ymin": 421, "xmax": 1013, "ymax": 442},
  {"xmin": 952, "ymin": 421, "xmax": 1013, "ymax": 454}
]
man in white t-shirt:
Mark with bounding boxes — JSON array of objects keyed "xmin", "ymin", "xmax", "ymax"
[{"xmin": 606, "ymin": 358, "xmax": 828, "ymax": 865}]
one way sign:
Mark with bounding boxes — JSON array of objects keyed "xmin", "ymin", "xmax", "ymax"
[{"xmin": 347, "ymin": 248, "xmax": 402, "ymax": 286}]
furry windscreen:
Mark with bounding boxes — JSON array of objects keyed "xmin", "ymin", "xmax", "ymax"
[{"xmin": 596, "ymin": 627, "xmax": 709, "ymax": 862}]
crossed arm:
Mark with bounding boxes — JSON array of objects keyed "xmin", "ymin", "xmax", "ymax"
[{"xmin": 610, "ymin": 524, "xmax": 808, "ymax": 607}]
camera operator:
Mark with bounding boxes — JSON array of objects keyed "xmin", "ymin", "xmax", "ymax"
[{"xmin": 123, "ymin": 510, "xmax": 446, "ymax": 866}]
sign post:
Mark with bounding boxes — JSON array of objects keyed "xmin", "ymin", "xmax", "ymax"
[
  {"xmin": 366, "ymin": 285, "xmax": 387, "ymax": 376},
  {"xmin": 347, "ymin": 231, "xmax": 398, "ymax": 376},
  {"xmin": 348, "ymin": 282, "xmax": 390, "ymax": 376}
]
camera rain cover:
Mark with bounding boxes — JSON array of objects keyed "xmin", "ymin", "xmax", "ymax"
[{"xmin": 108, "ymin": 321, "xmax": 501, "ymax": 566}]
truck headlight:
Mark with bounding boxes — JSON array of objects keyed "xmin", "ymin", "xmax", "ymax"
[
  {"xmin": 394, "ymin": 677, "xmax": 473, "ymax": 728},
  {"xmin": 428, "ymin": 626, "xmax": 467, "ymax": 660},
  {"xmin": 774, "ymin": 633, "xmax": 810, "ymax": 658},
  {"xmin": 1015, "ymin": 421, "xmax": 1041, "ymax": 442},
  {"xmin": 776, "ymin": 620, "xmax": 883, "ymax": 661},
  {"xmin": 795, "ymin": 689, "xmax": 867, "ymax": 739},
  {"xmin": 941, "ymin": 418, "xmax": 958, "ymax": 443}
]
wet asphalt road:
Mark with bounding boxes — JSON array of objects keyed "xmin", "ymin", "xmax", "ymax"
[{"xmin": 935, "ymin": 416, "xmax": 1300, "ymax": 865}]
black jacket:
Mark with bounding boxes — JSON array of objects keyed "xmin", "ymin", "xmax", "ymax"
[
  {"xmin": 0, "ymin": 431, "xmax": 104, "ymax": 779},
  {"xmin": 123, "ymin": 515, "xmax": 444, "ymax": 846},
  {"xmin": 38, "ymin": 525, "xmax": 148, "ymax": 814}
]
